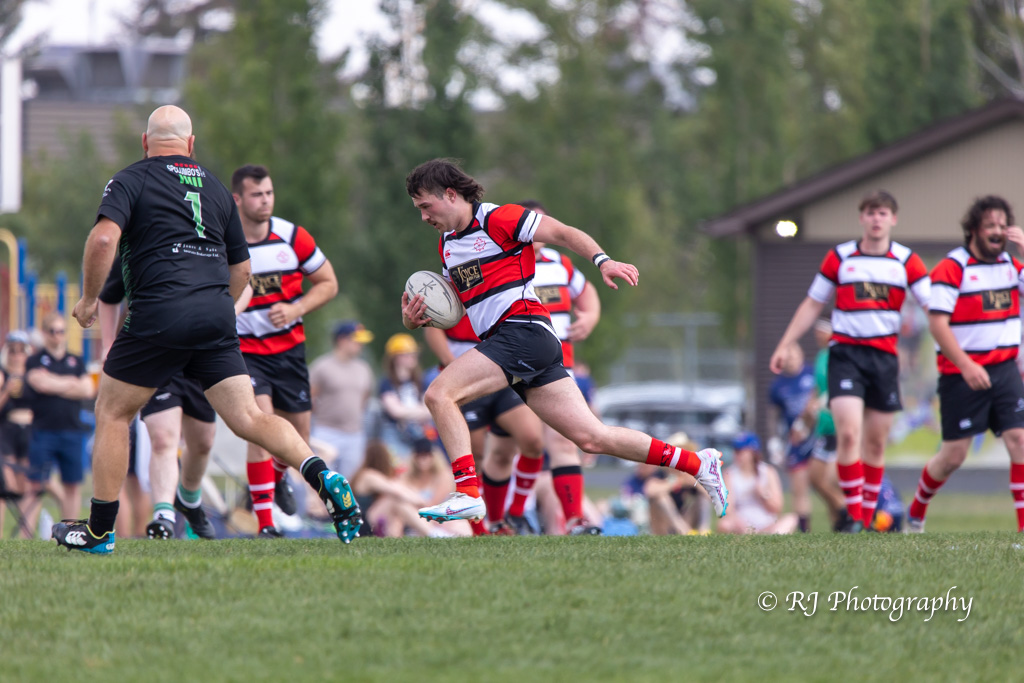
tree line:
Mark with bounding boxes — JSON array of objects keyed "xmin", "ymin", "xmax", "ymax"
[{"xmin": 7, "ymin": 0, "xmax": 1024, "ymax": 374}]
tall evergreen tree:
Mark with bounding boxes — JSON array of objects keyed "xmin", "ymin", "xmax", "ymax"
[
  {"xmin": 862, "ymin": 0, "xmax": 981, "ymax": 146},
  {"xmin": 970, "ymin": 0, "xmax": 1024, "ymax": 98},
  {"xmin": 482, "ymin": 0, "xmax": 679, "ymax": 373},
  {"xmin": 181, "ymin": 0, "xmax": 350, "ymax": 354},
  {"xmin": 347, "ymin": 0, "xmax": 485, "ymax": 353}
]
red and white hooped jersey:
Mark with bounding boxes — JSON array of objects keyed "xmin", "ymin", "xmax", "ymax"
[
  {"xmin": 533, "ymin": 246, "xmax": 587, "ymax": 368},
  {"xmin": 929, "ymin": 247, "xmax": 1024, "ymax": 374},
  {"xmin": 439, "ymin": 202, "xmax": 554, "ymax": 340},
  {"xmin": 807, "ymin": 239, "xmax": 930, "ymax": 355},
  {"xmin": 236, "ymin": 216, "xmax": 327, "ymax": 355}
]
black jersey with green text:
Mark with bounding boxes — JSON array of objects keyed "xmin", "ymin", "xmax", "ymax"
[{"xmin": 97, "ymin": 155, "xmax": 249, "ymax": 349}]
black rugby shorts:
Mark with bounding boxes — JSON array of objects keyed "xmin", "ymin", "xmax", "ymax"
[
  {"xmin": 140, "ymin": 374, "xmax": 217, "ymax": 423},
  {"xmin": 827, "ymin": 344, "xmax": 902, "ymax": 413},
  {"xmin": 475, "ymin": 321, "xmax": 569, "ymax": 402},
  {"xmin": 242, "ymin": 344, "xmax": 311, "ymax": 413},
  {"xmin": 938, "ymin": 360, "xmax": 1024, "ymax": 440},
  {"xmin": 104, "ymin": 333, "xmax": 249, "ymax": 391}
]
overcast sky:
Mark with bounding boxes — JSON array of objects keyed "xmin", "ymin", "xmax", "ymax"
[{"xmin": 8, "ymin": 0, "xmax": 390, "ymax": 63}]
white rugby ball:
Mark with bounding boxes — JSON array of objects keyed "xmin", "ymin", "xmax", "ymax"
[{"xmin": 405, "ymin": 270, "xmax": 465, "ymax": 330}]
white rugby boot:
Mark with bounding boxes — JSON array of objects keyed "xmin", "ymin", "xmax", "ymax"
[
  {"xmin": 696, "ymin": 448, "xmax": 729, "ymax": 517},
  {"xmin": 418, "ymin": 492, "xmax": 487, "ymax": 522}
]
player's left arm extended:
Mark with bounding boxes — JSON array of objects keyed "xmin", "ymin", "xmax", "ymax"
[
  {"xmin": 73, "ymin": 218, "xmax": 122, "ymax": 328},
  {"xmin": 533, "ymin": 215, "xmax": 638, "ymax": 290}
]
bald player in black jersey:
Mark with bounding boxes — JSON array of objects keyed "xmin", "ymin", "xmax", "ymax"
[{"xmin": 53, "ymin": 105, "xmax": 361, "ymax": 553}]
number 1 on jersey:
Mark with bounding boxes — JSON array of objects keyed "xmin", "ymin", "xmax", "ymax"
[{"xmin": 184, "ymin": 191, "xmax": 207, "ymax": 238}]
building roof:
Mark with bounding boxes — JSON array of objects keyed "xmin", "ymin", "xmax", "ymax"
[{"xmin": 700, "ymin": 98, "xmax": 1024, "ymax": 237}]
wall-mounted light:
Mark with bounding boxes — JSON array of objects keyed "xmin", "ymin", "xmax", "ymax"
[{"xmin": 775, "ymin": 220, "xmax": 798, "ymax": 238}]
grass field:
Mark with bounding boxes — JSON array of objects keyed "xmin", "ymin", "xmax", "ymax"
[{"xmin": 2, "ymin": 495, "xmax": 1022, "ymax": 682}]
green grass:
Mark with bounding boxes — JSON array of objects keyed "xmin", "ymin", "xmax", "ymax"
[
  {"xmin": 792, "ymin": 492, "xmax": 1018, "ymax": 534},
  {"xmin": 916, "ymin": 493, "xmax": 1018, "ymax": 532},
  {"xmin": 885, "ymin": 425, "xmax": 944, "ymax": 461},
  {"xmin": 2, "ymin": 527, "xmax": 1022, "ymax": 682}
]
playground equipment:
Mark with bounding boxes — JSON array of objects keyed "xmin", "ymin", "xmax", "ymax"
[{"xmin": 0, "ymin": 227, "xmax": 96, "ymax": 360}]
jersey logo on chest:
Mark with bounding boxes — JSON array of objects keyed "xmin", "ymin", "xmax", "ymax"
[
  {"xmin": 251, "ymin": 272, "xmax": 283, "ymax": 296},
  {"xmin": 450, "ymin": 259, "xmax": 483, "ymax": 293},
  {"xmin": 534, "ymin": 285, "xmax": 563, "ymax": 305},
  {"xmin": 982, "ymin": 289, "xmax": 1013, "ymax": 311},
  {"xmin": 854, "ymin": 282, "xmax": 890, "ymax": 301}
]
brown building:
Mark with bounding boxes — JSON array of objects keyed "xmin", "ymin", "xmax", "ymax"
[
  {"xmin": 22, "ymin": 43, "xmax": 186, "ymax": 163},
  {"xmin": 701, "ymin": 98, "xmax": 1024, "ymax": 439}
]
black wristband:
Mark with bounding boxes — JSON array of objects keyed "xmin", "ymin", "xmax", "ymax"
[{"xmin": 592, "ymin": 252, "xmax": 611, "ymax": 268}]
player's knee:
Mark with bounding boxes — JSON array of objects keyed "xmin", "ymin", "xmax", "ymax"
[
  {"xmin": 490, "ymin": 451, "xmax": 516, "ymax": 468},
  {"xmin": 189, "ymin": 423, "xmax": 217, "ymax": 455},
  {"xmin": 572, "ymin": 429, "xmax": 605, "ymax": 455},
  {"xmin": 422, "ymin": 384, "xmax": 449, "ymax": 413},
  {"xmin": 147, "ymin": 427, "xmax": 177, "ymax": 452},
  {"xmin": 943, "ymin": 447, "xmax": 969, "ymax": 471},
  {"xmin": 196, "ymin": 435, "xmax": 215, "ymax": 455},
  {"xmin": 1003, "ymin": 430, "xmax": 1024, "ymax": 458},
  {"xmin": 519, "ymin": 434, "xmax": 544, "ymax": 458},
  {"xmin": 94, "ymin": 394, "xmax": 138, "ymax": 425},
  {"xmin": 835, "ymin": 429, "xmax": 859, "ymax": 453},
  {"xmin": 221, "ymin": 404, "xmax": 264, "ymax": 441}
]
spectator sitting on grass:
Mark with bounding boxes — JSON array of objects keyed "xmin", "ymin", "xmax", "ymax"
[
  {"xmin": 631, "ymin": 431, "xmax": 711, "ymax": 535},
  {"xmin": 400, "ymin": 437, "xmax": 471, "ymax": 536},
  {"xmin": 350, "ymin": 439, "xmax": 453, "ymax": 538},
  {"xmin": 716, "ymin": 432, "xmax": 798, "ymax": 535}
]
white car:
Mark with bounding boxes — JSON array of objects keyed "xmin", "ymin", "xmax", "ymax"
[{"xmin": 593, "ymin": 381, "xmax": 746, "ymax": 461}]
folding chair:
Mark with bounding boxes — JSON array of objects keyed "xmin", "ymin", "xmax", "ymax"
[{"xmin": 0, "ymin": 458, "xmax": 33, "ymax": 538}]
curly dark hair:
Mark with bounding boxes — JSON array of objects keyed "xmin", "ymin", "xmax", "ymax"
[
  {"xmin": 406, "ymin": 158, "xmax": 485, "ymax": 202},
  {"xmin": 961, "ymin": 195, "xmax": 1014, "ymax": 246}
]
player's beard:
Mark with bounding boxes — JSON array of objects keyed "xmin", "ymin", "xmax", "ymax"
[
  {"xmin": 243, "ymin": 207, "xmax": 272, "ymax": 225},
  {"xmin": 974, "ymin": 234, "xmax": 1005, "ymax": 261}
]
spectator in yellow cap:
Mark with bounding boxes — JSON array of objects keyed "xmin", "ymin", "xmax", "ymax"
[{"xmin": 377, "ymin": 333, "xmax": 434, "ymax": 461}]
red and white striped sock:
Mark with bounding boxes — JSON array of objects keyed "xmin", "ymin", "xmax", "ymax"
[
  {"xmin": 908, "ymin": 466, "xmax": 946, "ymax": 521},
  {"xmin": 645, "ymin": 438, "xmax": 700, "ymax": 475},
  {"xmin": 837, "ymin": 461, "xmax": 864, "ymax": 525},
  {"xmin": 507, "ymin": 454, "xmax": 543, "ymax": 517},
  {"xmin": 861, "ymin": 463, "xmax": 884, "ymax": 527},
  {"xmin": 247, "ymin": 459, "xmax": 276, "ymax": 530},
  {"xmin": 1010, "ymin": 463, "xmax": 1024, "ymax": 532},
  {"xmin": 451, "ymin": 455, "xmax": 480, "ymax": 498},
  {"xmin": 271, "ymin": 456, "xmax": 289, "ymax": 484}
]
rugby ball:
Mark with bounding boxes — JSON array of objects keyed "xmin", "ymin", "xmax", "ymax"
[{"xmin": 405, "ymin": 270, "xmax": 465, "ymax": 330}]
